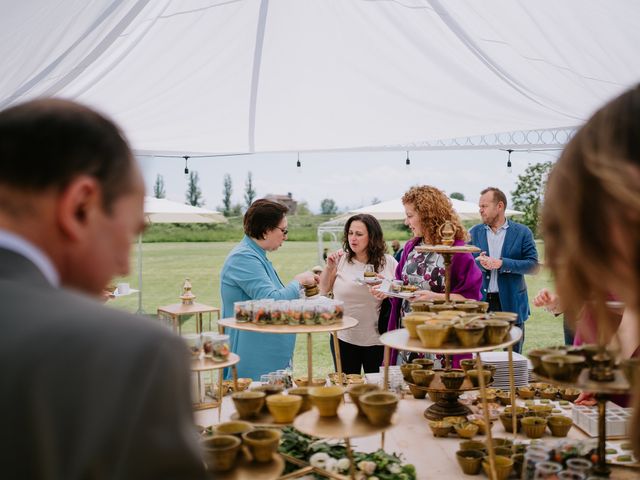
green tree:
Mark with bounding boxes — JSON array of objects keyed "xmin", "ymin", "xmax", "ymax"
[
  {"xmin": 244, "ymin": 171, "xmax": 256, "ymax": 208},
  {"xmin": 186, "ymin": 171, "xmax": 205, "ymax": 207},
  {"xmin": 153, "ymin": 174, "xmax": 166, "ymax": 198},
  {"xmin": 511, "ymin": 161, "xmax": 553, "ymax": 237},
  {"xmin": 296, "ymin": 201, "xmax": 312, "ymax": 215},
  {"xmin": 450, "ymin": 192, "xmax": 465, "ymax": 201},
  {"xmin": 231, "ymin": 203, "xmax": 244, "ymax": 216},
  {"xmin": 320, "ymin": 198, "xmax": 338, "ymax": 215},
  {"xmin": 221, "ymin": 173, "xmax": 233, "ymax": 217}
]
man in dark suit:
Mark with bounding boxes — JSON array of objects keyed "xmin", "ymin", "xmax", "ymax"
[
  {"xmin": 469, "ymin": 187, "xmax": 539, "ymax": 353},
  {"xmin": 0, "ymin": 99, "xmax": 206, "ymax": 479}
]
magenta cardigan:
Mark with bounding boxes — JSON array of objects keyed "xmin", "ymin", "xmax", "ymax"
[{"xmin": 386, "ymin": 237, "xmax": 482, "ymax": 366}]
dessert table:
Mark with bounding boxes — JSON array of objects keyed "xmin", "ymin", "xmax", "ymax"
[{"xmin": 198, "ymin": 389, "xmax": 638, "ymax": 480}]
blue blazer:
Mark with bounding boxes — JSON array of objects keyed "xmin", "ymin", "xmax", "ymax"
[
  {"xmin": 469, "ymin": 221, "xmax": 539, "ymax": 325},
  {"xmin": 220, "ymin": 236, "xmax": 301, "ymax": 379}
]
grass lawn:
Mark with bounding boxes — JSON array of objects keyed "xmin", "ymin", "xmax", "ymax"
[{"xmin": 111, "ymin": 240, "xmax": 560, "ymax": 376}]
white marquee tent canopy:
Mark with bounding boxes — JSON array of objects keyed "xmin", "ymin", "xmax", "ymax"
[
  {"xmin": 133, "ymin": 197, "xmax": 225, "ymax": 312},
  {"xmin": 144, "ymin": 197, "xmax": 227, "ymax": 224},
  {"xmin": 2, "ymin": 1, "xmax": 640, "ymax": 155},
  {"xmin": 344, "ymin": 197, "xmax": 522, "ymax": 222}
]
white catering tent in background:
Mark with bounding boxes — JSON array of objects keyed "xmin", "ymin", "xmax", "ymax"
[
  {"xmin": 1, "ymin": 1, "xmax": 640, "ymax": 155},
  {"xmin": 144, "ymin": 197, "xmax": 227, "ymax": 224},
  {"xmin": 345, "ymin": 198, "xmax": 522, "ymax": 222},
  {"xmin": 133, "ymin": 197, "xmax": 226, "ymax": 312},
  {"xmin": 316, "ymin": 198, "xmax": 522, "ymax": 262}
]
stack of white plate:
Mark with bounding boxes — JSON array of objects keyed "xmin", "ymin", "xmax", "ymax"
[{"xmin": 478, "ymin": 351, "xmax": 531, "ymax": 389}]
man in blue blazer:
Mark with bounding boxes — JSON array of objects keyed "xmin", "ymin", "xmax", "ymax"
[{"xmin": 470, "ymin": 187, "xmax": 539, "ymax": 353}]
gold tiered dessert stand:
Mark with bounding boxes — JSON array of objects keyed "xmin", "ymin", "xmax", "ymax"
[
  {"xmin": 293, "ymin": 402, "xmax": 398, "ymax": 480},
  {"xmin": 382, "ymin": 328, "xmax": 521, "ymax": 419},
  {"xmin": 379, "ymin": 220, "xmax": 524, "ymax": 480},
  {"xmin": 218, "ymin": 317, "xmax": 358, "ymax": 389},
  {"xmin": 532, "ymin": 344, "xmax": 632, "ymax": 477}
]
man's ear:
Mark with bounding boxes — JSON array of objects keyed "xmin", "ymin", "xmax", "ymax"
[{"xmin": 56, "ymin": 175, "xmax": 102, "ymax": 241}]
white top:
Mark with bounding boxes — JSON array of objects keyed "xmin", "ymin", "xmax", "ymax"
[
  {"xmin": 0, "ymin": 228, "xmax": 59, "ymax": 286},
  {"xmin": 485, "ymin": 219, "xmax": 509, "ymax": 293},
  {"xmin": 332, "ymin": 254, "xmax": 397, "ymax": 346}
]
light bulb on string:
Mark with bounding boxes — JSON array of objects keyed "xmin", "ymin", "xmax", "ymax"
[
  {"xmin": 296, "ymin": 152, "xmax": 301, "ymax": 168},
  {"xmin": 183, "ymin": 155, "xmax": 190, "ymax": 175},
  {"xmin": 405, "ymin": 150, "xmax": 411, "ymax": 169},
  {"xmin": 506, "ymin": 149, "xmax": 513, "ymax": 174}
]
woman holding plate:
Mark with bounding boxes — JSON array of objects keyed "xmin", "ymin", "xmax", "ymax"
[
  {"xmin": 319, "ymin": 214, "xmax": 397, "ymax": 374},
  {"xmin": 373, "ymin": 185, "xmax": 482, "ymax": 367}
]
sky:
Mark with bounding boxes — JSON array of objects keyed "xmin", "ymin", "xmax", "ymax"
[{"xmin": 137, "ymin": 148, "xmax": 560, "ymax": 214}]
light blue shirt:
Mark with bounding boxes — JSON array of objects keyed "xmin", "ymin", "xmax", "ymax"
[
  {"xmin": 220, "ymin": 235, "xmax": 301, "ymax": 379},
  {"xmin": 0, "ymin": 229, "xmax": 59, "ymax": 286},
  {"xmin": 485, "ymin": 220, "xmax": 509, "ymax": 293}
]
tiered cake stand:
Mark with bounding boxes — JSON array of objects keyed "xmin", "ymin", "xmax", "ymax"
[
  {"xmin": 379, "ymin": 224, "xmax": 524, "ymax": 480},
  {"xmin": 380, "ymin": 327, "xmax": 522, "ymax": 480},
  {"xmin": 218, "ymin": 317, "xmax": 358, "ymax": 385},
  {"xmin": 534, "ymin": 367, "xmax": 631, "ymax": 477},
  {"xmin": 293, "ymin": 403, "xmax": 396, "ymax": 479}
]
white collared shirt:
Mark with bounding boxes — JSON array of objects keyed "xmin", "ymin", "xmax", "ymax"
[
  {"xmin": 0, "ymin": 229, "xmax": 60, "ymax": 286},
  {"xmin": 485, "ymin": 220, "xmax": 509, "ymax": 293}
]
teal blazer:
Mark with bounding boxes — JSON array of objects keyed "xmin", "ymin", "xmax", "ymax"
[{"xmin": 220, "ymin": 236, "xmax": 301, "ymax": 379}]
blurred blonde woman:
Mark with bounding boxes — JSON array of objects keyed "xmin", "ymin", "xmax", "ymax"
[{"xmin": 543, "ymin": 84, "xmax": 640, "ymax": 458}]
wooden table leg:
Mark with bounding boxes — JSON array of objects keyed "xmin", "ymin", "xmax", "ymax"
[
  {"xmin": 197, "ymin": 372, "xmax": 203, "ymax": 404},
  {"xmin": 332, "ymin": 332, "xmax": 343, "ymax": 379},
  {"xmin": 232, "ymin": 365, "xmax": 238, "ymax": 392},
  {"xmin": 307, "ymin": 333, "xmax": 313, "ymax": 383},
  {"xmin": 218, "ymin": 368, "xmax": 224, "ymax": 422},
  {"xmin": 383, "ymin": 345, "xmax": 390, "ymax": 390},
  {"xmin": 507, "ymin": 346, "xmax": 517, "ymax": 447},
  {"xmin": 476, "ymin": 354, "xmax": 497, "ymax": 480},
  {"xmin": 196, "ymin": 313, "xmax": 202, "ymax": 334},
  {"xmin": 345, "ymin": 437, "xmax": 356, "ymax": 480}
]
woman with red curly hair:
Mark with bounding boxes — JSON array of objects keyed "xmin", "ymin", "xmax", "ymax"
[{"xmin": 375, "ymin": 185, "xmax": 482, "ymax": 366}]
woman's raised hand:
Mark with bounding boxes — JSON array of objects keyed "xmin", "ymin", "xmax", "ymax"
[
  {"xmin": 369, "ymin": 284, "xmax": 389, "ymax": 300},
  {"xmin": 326, "ymin": 249, "xmax": 344, "ymax": 269},
  {"xmin": 295, "ymin": 271, "xmax": 319, "ymax": 286}
]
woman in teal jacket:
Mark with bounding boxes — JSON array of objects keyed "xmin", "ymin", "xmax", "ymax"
[{"xmin": 220, "ymin": 199, "xmax": 317, "ymax": 379}]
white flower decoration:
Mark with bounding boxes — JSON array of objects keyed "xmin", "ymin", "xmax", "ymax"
[
  {"xmin": 387, "ymin": 463, "xmax": 402, "ymax": 474},
  {"xmin": 309, "ymin": 452, "xmax": 331, "ymax": 469},
  {"xmin": 357, "ymin": 460, "xmax": 377, "ymax": 475},
  {"xmin": 337, "ymin": 458, "xmax": 351, "ymax": 471}
]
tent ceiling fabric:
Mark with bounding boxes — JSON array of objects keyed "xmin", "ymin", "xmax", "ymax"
[{"xmin": 2, "ymin": 1, "xmax": 640, "ymax": 155}]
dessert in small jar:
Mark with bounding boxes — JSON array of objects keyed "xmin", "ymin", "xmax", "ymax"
[
  {"xmin": 234, "ymin": 301, "xmax": 252, "ymax": 322},
  {"xmin": 202, "ymin": 333, "xmax": 230, "ymax": 362},
  {"xmin": 183, "ymin": 333, "xmax": 202, "ymax": 357}
]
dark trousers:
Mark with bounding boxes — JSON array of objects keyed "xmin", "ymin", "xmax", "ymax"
[
  {"xmin": 562, "ymin": 315, "xmax": 575, "ymax": 346},
  {"xmin": 487, "ymin": 292, "xmax": 525, "ymax": 354},
  {"xmin": 329, "ymin": 336, "xmax": 384, "ymax": 375}
]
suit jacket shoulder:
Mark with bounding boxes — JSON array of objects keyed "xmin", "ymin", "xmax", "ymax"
[{"xmin": 0, "ymin": 250, "xmax": 206, "ymax": 479}]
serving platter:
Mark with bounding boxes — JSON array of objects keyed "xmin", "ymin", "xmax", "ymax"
[
  {"xmin": 218, "ymin": 316, "xmax": 358, "ymax": 334},
  {"xmin": 293, "ymin": 403, "xmax": 394, "ymax": 439},
  {"xmin": 379, "ymin": 326, "xmax": 523, "ymax": 354},
  {"xmin": 214, "ymin": 451, "xmax": 285, "ymax": 480}
]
